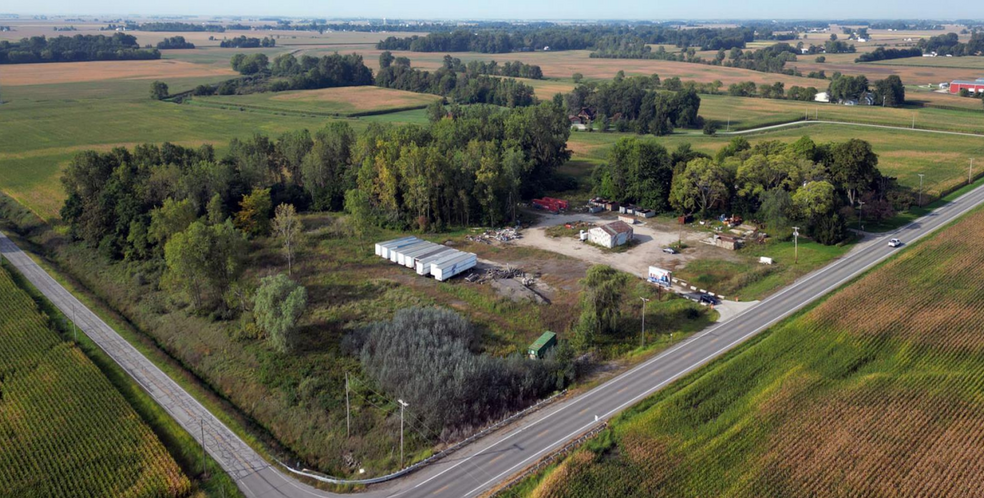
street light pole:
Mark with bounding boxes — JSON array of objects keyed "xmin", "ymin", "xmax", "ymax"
[
  {"xmin": 397, "ymin": 399, "xmax": 409, "ymax": 468},
  {"xmin": 792, "ymin": 227, "xmax": 800, "ymax": 264},
  {"xmin": 918, "ymin": 173, "xmax": 925, "ymax": 206},
  {"xmin": 640, "ymin": 297, "xmax": 650, "ymax": 348}
]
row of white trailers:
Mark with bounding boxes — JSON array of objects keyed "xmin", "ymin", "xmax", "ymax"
[{"xmin": 374, "ymin": 237, "xmax": 477, "ymax": 282}]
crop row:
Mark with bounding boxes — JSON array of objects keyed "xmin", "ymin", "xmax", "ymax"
[{"xmin": 0, "ymin": 269, "xmax": 191, "ymax": 497}]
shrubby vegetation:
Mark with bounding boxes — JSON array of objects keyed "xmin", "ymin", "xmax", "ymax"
[
  {"xmin": 375, "ymin": 53, "xmax": 536, "ymax": 107},
  {"xmin": 348, "ymin": 307, "xmax": 570, "ymax": 435},
  {"xmin": 0, "ymin": 33, "xmax": 160, "ymax": 64}
]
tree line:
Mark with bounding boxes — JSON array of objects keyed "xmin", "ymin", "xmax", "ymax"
[
  {"xmin": 855, "ymin": 47, "xmax": 922, "ymax": 62},
  {"xmin": 219, "ymin": 36, "xmax": 276, "ymax": 48},
  {"xmin": 127, "ymin": 21, "xmax": 225, "ymax": 32},
  {"xmin": 0, "ymin": 33, "xmax": 160, "ymax": 64},
  {"xmin": 562, "ymin": 74, "xmax": 702, "ymax": 135},
  {"xmin": 156, "ymin": 36, "xmax": 195, "ymax": 50},
  {"xmin": 593, "ymin": 135, "xmax": 912, "ymax": 246},
  {"xmin": 203, "ymin": 52, "xmax": 373, "ymax": 95},
  {"xmin": 917, "ymin": 32, "xmax": 984, "ymax": 56},
  {"xmin": 592, "ymin": 41, "xmax": 802, "ymax": 76},
  {"xmin": 827, "ymin": 73, "xmax": 906, "ymax": 106},
  {"xmin": 375, "ymin": 53, "xmax": 537, "ymax": 108}
]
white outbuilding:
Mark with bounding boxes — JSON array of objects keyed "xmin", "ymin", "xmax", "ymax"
[{"xmin": 587, "ymin": 221, "xmax": 634, "ymax": 249}]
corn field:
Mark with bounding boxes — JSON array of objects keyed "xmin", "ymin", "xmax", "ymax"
[
  {"xmin": 520, "ymin": 207, "xmax": 984, "ymax": 498},
  {"xmin": 0, "ymin": 268, "xmax": 190, "ymax": 498}
]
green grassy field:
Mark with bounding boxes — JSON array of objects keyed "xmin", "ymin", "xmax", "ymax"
[
  {"xmin": 0, "ymin": 265, "xmax": 191, "ymax": 497},
  {"xmin": 191, "ymin": 85, "xmax": 441, "ymax": 117},
  {"xmin": 508, "ymin": 204, "xmax": 984, "ymax": 498},
  {"xmin": 697, "ymin": 93, "xmax": 984, "ymax": 134}
]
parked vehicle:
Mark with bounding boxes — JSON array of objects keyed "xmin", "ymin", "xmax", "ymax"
[
  {"xmin": 889, "ymin": 238, "xmax": 903, "ymax": 248},
  {"xmin": 698, "ymin": 294, "xmax": 719, "ymax": 305},
  {"xmin": 662, "ymin": 247, "xmax": 678, "ymax": 254}
]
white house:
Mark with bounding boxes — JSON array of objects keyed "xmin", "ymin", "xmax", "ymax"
[
  {"xmin": 856, "ymin": 37, "xmax": 868, "ymax": 43},
  {"xmin": 814, "ymin": 91, "xmax": 830, "ymax": 103},
  {"xmin": 587, "ymin": 221, "xmax": 634, "ymax": 249}
]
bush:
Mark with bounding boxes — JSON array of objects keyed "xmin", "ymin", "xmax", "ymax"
[
  {"xmin": 703, "ymin": 121, "xmax": 718, "ymax": 135},
  {"xmin": 352, "ymin": 307, "xmax": 561, "ymax": 436},
  {"xmin": 815, "ymin": 56, "xmax": 826, "ymax": 63}
]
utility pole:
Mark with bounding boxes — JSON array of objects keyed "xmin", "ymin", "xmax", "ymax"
[
  {"xmin": 397, "ymin": 399, "xmax": 409, "ymax": 468},
  {"xmin": 971, "ymin": 158, "xmax": 975, "ymax": 185},
  {"xmin": 72, "ymin": 302, "xmax": 77, "ymax": 343},
  {"xmin": 912, "ymin": 114, "xmax": 915, "ymax": 130},
  {"xmin": 792, "ymin": 227, "xmax": 800, "ymax": 264},
  {"xmin": 918, "ymin": 173, "xmax": 925, "ymax": 206},
  {"xmin": 639, "ymin": 297, "xmax": 650, "ymax": 348},
  {"xmin": 345, "ymin": 372, "xmax": 351, "ymax": 439},
  {"xmin": 727, "ymin": 116, "xmax": 730, "ymax": 132}
]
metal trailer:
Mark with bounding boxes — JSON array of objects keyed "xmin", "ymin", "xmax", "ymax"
[
  {"xmin": 421, "ymin": 250, "xmax": 465, "ymax": 276},
  {"xmin": 431, "ymin": 253, "xmax": 477, "ymax": 282},
  {"xmin": 381, "ymin": 237, "xmax": 422, "ymax": 260},
  {"xmin": 375, "ymin": 237, "xmax": 416, "ymax": 257},
  {"xmin": 415, "ymin": 248, "xmax": 457, "ymax": 275},
  {"xmin": 397, "ymin": 241, "xmax": 438, "ymax": 266},
  {"xmin": 391, "ymin": 240, "xmax": 430, "ymax": 264},
  {"xmin": 401, "ymin": 243, "xmax": 444, "ymax": 268}
]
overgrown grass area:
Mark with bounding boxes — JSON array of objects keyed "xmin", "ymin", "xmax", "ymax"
[
  {"xmin": 0, "ymin": 263, "xmax": 200, "ymax": 498},
  {"xmin": 510, "ymin": 203, "xmax": 984, "ymax": 498}
]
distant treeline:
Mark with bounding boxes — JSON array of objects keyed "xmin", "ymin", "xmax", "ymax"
[
  {"xmin": 129, "ymin": 21, "xmax": 225, "ymax": 32},
  {"xmin": 592, "ymin": 41, "xmax": 800, "ymax": 76},
  {"xmin": 376, "ymin": 25, "xmax": 757, "ymax": 54},
  {"xmin": 855, "ymin": 47, "xmax": 922, "ymax": 62},
  {"xmin": 157, "ymin": 36, "xmax": 195, "ymax": 50},
  {"xmin": 917, "ymin": 32, "xmax": 984, "ymax": 56},
  {"xmin": 869, "ymin": 21, "xmax": 945, "ymax": 30},
  {"xmin": 220, "ymin": 36, "xmax": 276, "ymax": 48},
  {"xmin": 0, "ymin": 33, "xmax": 160, "ymax": 64},
  {"xmin": 375, "ymin": 53, "xmax": 537, "ymax": 107}
]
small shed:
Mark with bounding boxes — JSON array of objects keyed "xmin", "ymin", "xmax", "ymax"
[
  {"xmin": 528, "ymin": 331, "xmax": 557, "ymax": 359},
  {"xmin": 715, "ymin": 234, "xmax": 744, "ymax": 251},
  {"xmin": 588, "ymin": 220, "xmax": 634, "ymax": 248}
]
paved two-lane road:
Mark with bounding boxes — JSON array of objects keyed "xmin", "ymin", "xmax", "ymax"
[{"xmin": 4, "ymin": 181, "xmax": 984, "ymax": 498}]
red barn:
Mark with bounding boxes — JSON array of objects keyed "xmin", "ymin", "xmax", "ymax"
[{"xmin": 949, "ymin": 78, "xmax": 984, "ymax": 94}]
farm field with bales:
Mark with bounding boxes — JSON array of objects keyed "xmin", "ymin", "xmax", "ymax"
[
  {"xmin": 0, "ymin": 265, "xmax": 192, "ymax": 498},
  {"xmin": 506, "ymin": 204, "xmax": 984, "ymax": 498}
]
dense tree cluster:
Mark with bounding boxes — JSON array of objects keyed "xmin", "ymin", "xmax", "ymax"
[
  {"xmin": 727, "ymin": 80, "xmax": 819, "ymax": 101},
  {"xmin": 855, "ymin": 47, "xmax": 922, "ymax": 62},
  {"xmin": 869, "ymin": 21, "xmax": 944, "ymax": 30},
  {"xmin": 562, "ymin": 75, "xmax": 702, "ymax": 135},
  {"xmin": 130, "ymin": 21, "xmax": 225, "ymax": 32},
  {"xmin": 222, "ymin": 52, "xmax": 374, "ymax": 94},
  {"xmin": 156, "ymin": 36, "xmax": 195, "ymax": 50},
  {"xmin": 375, "ymin": 53, "xmax": 536, "ymax": 107},
  {"xmin": 219, "ymin": 36, "xmax": 275, "ymax": 48},
  {"xmin": 376, "ymin": 26, "xmax": 600, "ymax": 53},
  {"xmin": 593, "ymin": 41, "xmax": 800, "ymax": 76},
  {"xmin": 592, "ymin": 135, "xmax": 903, "ymax": 245},
  {"xmin": 827, "ymin": 73, "xmax": 905, "ymax": 106},
  {"xmin": 349, "ymin": 307, "xmax": 569, "ymax": 434},
  {"xmin": 0, "ymin": 33, "xmax": 160, "ymax": 64},
  {"xmin": 463, "ymin": 59, "xmax": 543, "ymax": 79},
  {"xmin": 917, "ymin": 32, "xmax": 984, "ymax": 56}
]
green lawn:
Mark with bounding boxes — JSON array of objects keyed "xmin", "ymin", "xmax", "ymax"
[{"xmin": 509, "ymin": 202, "xmax": 984, "ymax": 498}]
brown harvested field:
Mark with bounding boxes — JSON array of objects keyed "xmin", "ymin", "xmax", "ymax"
[
  {"xmin": 789, "ymin": 60, "xmax": 982, "ymax": 85},
  {"xmin": 265, "ymin": 86, "xmax": 441, "ymax": 111},
  {"xmin": 0, "ymin": 59, "xmax": 236, "ymax": 86}
]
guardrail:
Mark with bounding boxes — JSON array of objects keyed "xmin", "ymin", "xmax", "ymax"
[{"xmin": 276, "ymin": 389, "xmax": 569, "ymax": 485}]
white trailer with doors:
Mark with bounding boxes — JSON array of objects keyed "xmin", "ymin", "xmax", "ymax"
[
  {"xmin": 392, "ymin": 240, "xmax": 431, "ymax": 264},
  {"xmin": 399, "ymin": 242, "xmax": 441, "ymax": 267},
  {"xmin": 375, "ymin": 237, "xmax": 416, "ymax": 258},
  {"xmin": 415, "ymin": 248, "xmax": 457, "ymax": 275},
  {"xmin": 403, "ymin": 244, "xmax": 445, "ymax": 268},
  {"xmin": 431, "ymin": 252, "xmax": 477, "ymax": 281}
]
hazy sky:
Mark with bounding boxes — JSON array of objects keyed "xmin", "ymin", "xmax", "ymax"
[{"xmin": 10, "ymin": 0, "xmax": 984, "ymax": 20}]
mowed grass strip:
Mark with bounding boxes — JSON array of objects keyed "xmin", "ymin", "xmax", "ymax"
[
  {"xmin": 512, "ymin": 205, "xmax": 984, "ymax": 498},
  {"xmin": 0, "ymin": 266, "xmax": 191, "ymax": 498}
]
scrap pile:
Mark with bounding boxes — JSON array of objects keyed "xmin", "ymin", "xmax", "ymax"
[{"xmin": 466, "ymin": 227, "xmax": 522, "ymax": 244}]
